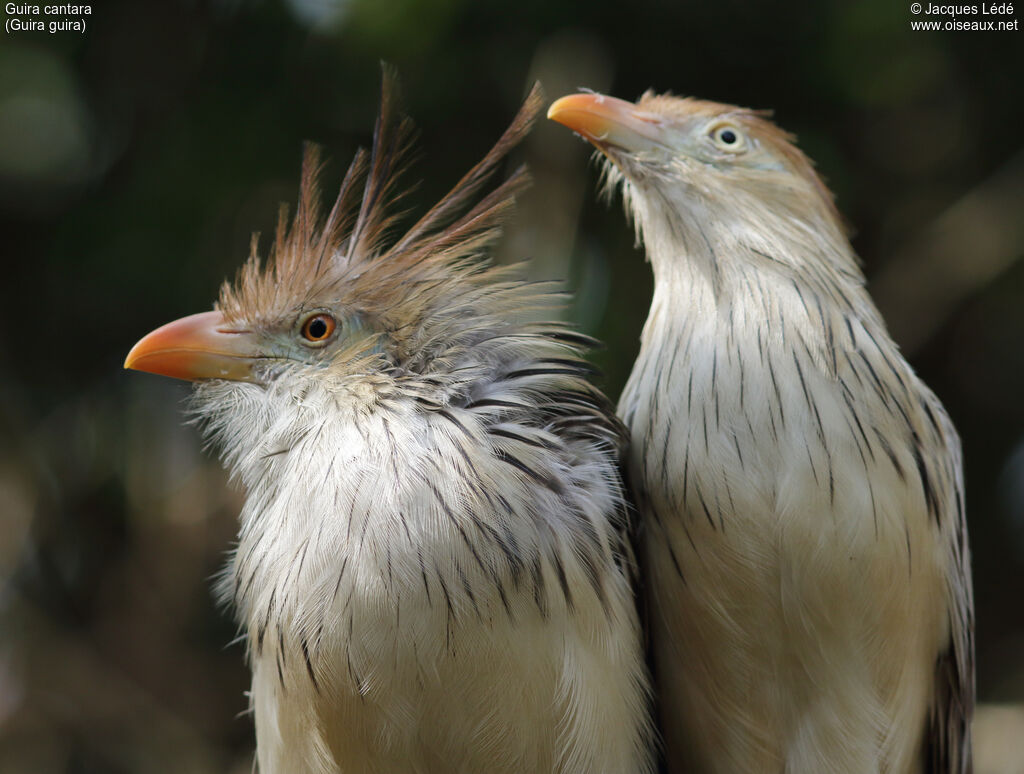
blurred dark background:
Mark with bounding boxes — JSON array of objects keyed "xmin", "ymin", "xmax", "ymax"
[{"xmin": 1, "ymin": 1, "xmax": 1022, "ymax": 771}]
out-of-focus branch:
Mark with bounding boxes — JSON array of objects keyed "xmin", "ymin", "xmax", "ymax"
[{"xmin": 872, "ymin": 151, "xmax": 1024, "ymax": 354}]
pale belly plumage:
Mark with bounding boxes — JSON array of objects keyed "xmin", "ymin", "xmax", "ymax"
[
  {"xmin": 620, "ymin": 288, "xmax": 956, "ymax": 774},
  {"xmin": 250, "ymin": 612, "xmax": 639, "ymax": 774},
  {"xmin": 223, "ymin": 398, "xmax": 654, "ymax": 774}
]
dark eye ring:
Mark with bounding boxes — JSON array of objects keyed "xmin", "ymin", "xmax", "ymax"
[{"xmin": 301, "ymin": 313, "xmax": 336, "ymax": 343}]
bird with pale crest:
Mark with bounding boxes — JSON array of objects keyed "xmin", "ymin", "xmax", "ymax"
[
  {"xmin": 549, "ymin": 90, "xmax": 974, "ymax": 773},
  {"xmin": 125, "ymin": 76, "xmax": 656, "ymax": 774}
]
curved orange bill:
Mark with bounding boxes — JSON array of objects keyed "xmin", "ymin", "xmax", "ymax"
[
  {"xmin": 124, "ymin": 311, "xmax": 262, "ymax": 382},
  {"xmin": 547, "ymin": 93, "xmax": 667, "ymax": 153}
]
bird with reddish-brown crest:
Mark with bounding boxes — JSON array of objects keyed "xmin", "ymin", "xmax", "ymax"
[{"xmin": 125, "ymin": 75, "xmax": 656, "ymax": 774}]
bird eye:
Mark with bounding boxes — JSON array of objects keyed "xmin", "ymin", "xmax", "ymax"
[
  {"xmin": 300, "ymin": 313, "xmax": 336, "ymax": 344},
  {"xmin": 710, "ymin": 124, "xmax": 746, "ymax": 152}
]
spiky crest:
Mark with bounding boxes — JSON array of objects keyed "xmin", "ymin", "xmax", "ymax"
[{"xmin": 218, "ymin": 74, "xmax": 545, "ymax": 335}]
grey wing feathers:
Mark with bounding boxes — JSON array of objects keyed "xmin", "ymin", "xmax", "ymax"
[{"xmin": 926, "ymin": 409, "xmax": 975, "ymax": 774}]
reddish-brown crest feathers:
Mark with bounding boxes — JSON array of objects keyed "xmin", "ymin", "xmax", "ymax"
[{"xmin": 218, "ymin": 73, "xmax": 544, "ymax": 326}]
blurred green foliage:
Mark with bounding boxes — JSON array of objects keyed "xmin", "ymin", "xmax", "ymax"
[{"xmin": 1, "ymin": 0, "xmax": 1022, "ymax": 770}]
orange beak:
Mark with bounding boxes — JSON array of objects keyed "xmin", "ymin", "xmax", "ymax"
[
  {"xmin": 547, "ymin": 93, "xmax": 667, "ymax": 153},
  {"xmin": 124, "ymin": 311, "xmax": 263, "ymax": 382}
]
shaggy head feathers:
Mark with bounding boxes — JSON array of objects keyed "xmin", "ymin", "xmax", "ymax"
[{"xmin": 216, "ymin": 75, "xmax": 551, "ymax": 380}]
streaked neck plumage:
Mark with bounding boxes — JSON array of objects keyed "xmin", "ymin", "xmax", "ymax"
[
  {"xmin": 614, "ymin": 163, "xmax": 893, "ymax": 428},
  {"xmin": 610, "ymin": 147, "xmax": 969, "ymax": 774}
]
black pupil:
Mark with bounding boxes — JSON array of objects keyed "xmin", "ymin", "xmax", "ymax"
[
  {"xmin": 308, "ymin": 317, "xmax": 328, "ymax": 339},
  {"xmin": 719, "ymin": 129, "xmax": 737, "ymax": 144}
]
